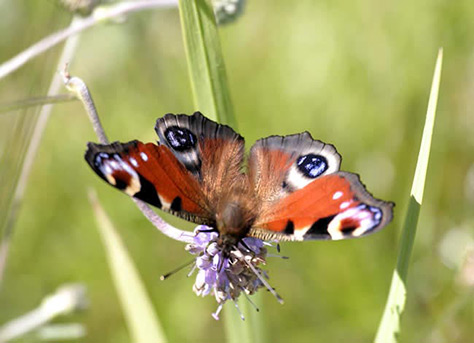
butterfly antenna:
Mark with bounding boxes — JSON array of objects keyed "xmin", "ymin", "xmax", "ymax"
[
  {"xmin": 233, "ymin": 248, "xmax": 284, "ymax": 304},
  {"xmin": 160, "ymin": 259, "xmax": 195, "ymax": 280},
  {"xmin": 241, "ymin": 289, "xmax": 260, "ymax": 312}
]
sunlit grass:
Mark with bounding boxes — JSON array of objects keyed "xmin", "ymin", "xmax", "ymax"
[
  {"xmin": 374, "ymin": 49, "xmax": 443, "ymax": 343},
  {"xmin": 178, "ymin": 0, "xmax": 235, "ymax": 127},
  {"xmin": 89, "ymin": 190, "xmax": 167, "ymax": 343},
  {"xmin": 178, "ymin": 0, "xmax": 261, "ymax": 341}
]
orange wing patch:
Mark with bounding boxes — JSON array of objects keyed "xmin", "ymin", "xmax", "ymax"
[{"xmin": 251, "ymin": 172, "xmax": 393, "ymax": 241}]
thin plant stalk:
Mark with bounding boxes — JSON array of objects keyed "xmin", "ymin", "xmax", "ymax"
[
  {"xmin": 89, "ymin": 190, "xmax": 167, "ymax": 343},
  {"xmin": 0, "ymin": 0, "xmax": 178, "ymax": 79},
  {"xmin": 0, "ymin": 284, "xmax": 87, "ymax": 343},
  {"xmin": 62, "ymin": 71, "xmax": 194, "ymax": 242},
  {"xmin": 374, "ymin": 48, "xmax": 443, "ymax": 343}
]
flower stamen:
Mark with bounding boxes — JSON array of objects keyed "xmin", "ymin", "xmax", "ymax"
[
  {"xmin": 185, "ymin": 225, "xmax": 285, "ymax": 320},
  {"xmin": 231, "ymin": 247, "xmax": 284, "ymax": 305}
]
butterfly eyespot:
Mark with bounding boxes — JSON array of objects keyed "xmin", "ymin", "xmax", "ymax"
[
  {"xmin": 296, "ymin": 154, "xmax": 328, "ymax": 178},
  {"xmin": 164, "ymin": 126, "xmax": 197, "ymax": 152}
]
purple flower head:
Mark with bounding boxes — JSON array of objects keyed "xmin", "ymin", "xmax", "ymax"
[{"xmin": 185, "ymin": 225, "xmax": 277, "ymax": 320}]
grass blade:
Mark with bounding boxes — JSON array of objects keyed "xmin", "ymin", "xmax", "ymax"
[
  {"xmin": 89, "ymin": 190, "xmax": 167, "ymax": 343},
  {"xmin": 178, "ymin": 0, "xmax": 262, "ymax": 340},
  {"xmin": 178, "ymin": 0, "xmax": 235, "ymax": 126},
  {"xmin": 374, "ymin": 48, "xmax": 443, "ymax": 343}
]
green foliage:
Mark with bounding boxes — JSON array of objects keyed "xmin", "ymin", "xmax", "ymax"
[{"xmin": 178, "ymin": 0, "xmax": 235, "ymax": 126}]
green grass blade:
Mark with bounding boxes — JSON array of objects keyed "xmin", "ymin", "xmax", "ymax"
[
  {"xmin": 374, "ymin": 48, "xmax": 443, "ymax": 343},
  {"xmin": 178, "ymin": 0, "xmax": 235, "ymax": 126},
  {"xmin": 178, "ymin": 0, "xmax": 261, "ymax": 340},
  {"xmin": 89, "ymin": 190, "xmax": 167, "ymax": 343}
]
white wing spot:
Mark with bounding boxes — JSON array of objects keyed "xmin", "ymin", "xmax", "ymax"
[
  {"xmin": 129, "ymin": 157, "xmax": 138, "ymax": 167},
  {"xmin": 332, "ymin": 191, "xmax": 343, "ymax": 200},
  {"xmin": 140, "ymin": 152, "xmax": 148, "ymax": 161},
  {"xmin": 340, "ymin": 201, "xmax": 350, "ymax": 209},
  {"xmin": 103, "ymin": 165, "xmax": 112, "ymax": 175}
]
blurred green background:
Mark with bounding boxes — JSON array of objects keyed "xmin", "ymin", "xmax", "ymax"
[{"xmin": 1, "ymin": 0, "xmax": 473, "ymax": 342}]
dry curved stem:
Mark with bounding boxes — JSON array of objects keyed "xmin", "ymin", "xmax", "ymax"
[
  {"xmin": 62, "ymin": 69, "xmax": 194, "ymax": 243},
  {"xmin": 0, "ymin": 0, "xmax": 178, "ymax": 79}
]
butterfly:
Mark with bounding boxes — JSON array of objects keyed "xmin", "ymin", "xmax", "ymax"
[{"xmin": 85, "ymin": 112, "xmax": 393, "ymax": 252}]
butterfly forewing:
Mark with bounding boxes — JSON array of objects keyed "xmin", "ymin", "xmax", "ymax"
[
  {"xmin": 85, "ymin": 140, "xmax": 215, "ymax": 225},
  {"xmin": 85, "ymin": 112, "xmax": 248, "ymax": 227}
]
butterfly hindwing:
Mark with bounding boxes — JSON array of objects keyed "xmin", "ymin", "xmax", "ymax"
[
  {"xmin": 248, "ymin": 133, "xmax": 393, "ymax": 241},
  {"xmin": 248, "ymin": 132, "xmax": 341, "ymax": 203}
]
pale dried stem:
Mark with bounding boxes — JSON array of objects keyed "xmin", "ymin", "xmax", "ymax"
[
  {"xmin": 63, "ymin": 71, "xmax": 194, "ymax": 242},
  {"xmin": 0, "ymin": 284, "xmax": 87, "ymax": 343},
  {"xmin": 62, "ymin": 72, "xmax": 108, "ymax": 144},
  {"xmin": 0, "ymin": 0, "xmax": 177, "ymax": 79}
]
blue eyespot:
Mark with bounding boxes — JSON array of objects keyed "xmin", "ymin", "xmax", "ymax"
[
  {"xmin": 164, "ymin": 126, "xmax": 197, "ymax": 151},
  {"xmin": 296, "ymin": 154, "xmax": 328, "ymax": 178}
]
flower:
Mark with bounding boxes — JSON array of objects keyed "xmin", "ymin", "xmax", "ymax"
[{"xmin": 185, "ymin": 225, "xmax": 276, "ymax": 320}]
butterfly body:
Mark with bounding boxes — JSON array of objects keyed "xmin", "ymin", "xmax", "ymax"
[{"xmin": 85, "ymin": 112, "xmax": 393, "ymax": 250}]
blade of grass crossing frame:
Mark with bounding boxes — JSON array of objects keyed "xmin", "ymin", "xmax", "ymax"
[
  {"xmin": 178, "ymin": 1, "xmax": 262, "ymax": 341},
  {"xmin": 177, "ymin": 0, "xmax": 235, "ymax": 127},
  {"xmin": 374, "ymin": 49, "xmax": 443, "ymax": 343},
  {"xmin": 89, "ymin": 190, "xmax": 167, "ymax": 343}
]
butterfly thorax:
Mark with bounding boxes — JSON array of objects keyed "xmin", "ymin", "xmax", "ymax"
[{"xmin": 216, "ymin": 196, "xmax": 257, "ymax": 252}]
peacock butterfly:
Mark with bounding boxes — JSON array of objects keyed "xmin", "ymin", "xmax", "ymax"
[{"xmin": 85, "ymin": 112, "xmax": 393, "ymax": 252}]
